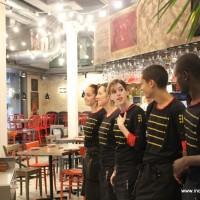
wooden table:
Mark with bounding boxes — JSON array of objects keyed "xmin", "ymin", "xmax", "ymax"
[
  {"xmin": 17, "ymin": 144, "xmax": 82, "ymax": 200},
  {"xmin": 56, "ymin": 137, "xmax": 84, "ymax": 144}
]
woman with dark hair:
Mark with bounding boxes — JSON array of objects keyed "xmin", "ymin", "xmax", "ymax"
[
  {"xmin": 82, "ymin": 84, "xmax": 106, "ymax": 200},
  {"xmin": 108, "ymin": 79, "xmax": 146, "ymax": 200},
  {"xmin": 96, "ymin": 83, "xmax": 120, "ymax": 200}
]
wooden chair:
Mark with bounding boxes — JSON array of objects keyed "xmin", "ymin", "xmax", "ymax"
[
  {"xmin": 8, "ymin": 130, "xmax": 17, "ymax": 144},
  {"xmin": 60, "ymin": 147, "xmax": 85, "ymax": 199},
  {"xmin": 25, "ymin": 141, "xmax": 57, "ymax": 194},
  {"xmin": 60, "ymin": 168, "xmax": 83, "ymax": 200},
  {"xmin": 3, "ymin": 144, "xmax": 42, "ymax": 200}
]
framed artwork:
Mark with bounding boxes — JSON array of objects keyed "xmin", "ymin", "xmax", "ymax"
[
  {"xmin": 111, "ymin": 10, "xmax": 137, "ymax": 52},
  {"xmin": 31, "ymin": 79, "xmax": 38, "ymax": 91},
  {"xmin": 31, "ymin": 92, "xmax": 39, "ymax": 113}
]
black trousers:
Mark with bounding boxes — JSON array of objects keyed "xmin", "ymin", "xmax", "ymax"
[
  {"xmin": 135, "ymin": 162, "xmax": 182, "ymax": 200},
  {"xmin": 182, "ymin": 170, "xmax": 200, "ymax": 200},
  {"xmin": 100, "ymin": 165, "xmax": 117, "ymax": 200},
  {"xmin": 82, "ymin": 151, "xmax": 101, "ymax": 200},
  {"xmin": 114, "ymin": 164, "xmax": 139, "ymax": 200}
]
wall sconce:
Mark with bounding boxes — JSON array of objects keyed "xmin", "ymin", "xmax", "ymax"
[
  {"xmin": 21, "ymin": 92, "xmax": 27, "ymax": 101},
  {"xmin": 20, "ymin": 71, "xmax": 27, "ymax": 78},
  {"xmin": 81, "ymin": 90, "xmax": 85, "ymax": 98},
  {"xmin": 40, "ymin": 75, "xmax": 47, "ymax": 80},
  {"xmin": 45, "ymin": 93, "xmax": 50, "ymax": 100}
]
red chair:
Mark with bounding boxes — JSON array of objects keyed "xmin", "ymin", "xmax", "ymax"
[
  {"xmin": 47, "ymin": 113, "xmax": 57, "ymax": 126},
  {"xmin": 40, "ymin": 115, "xmax": 49, "ymax": 137},
  {"xmin": 25, "ymin": 141, "xmax": 57, "ymax": 194},
  {"xmin": 8, "ymin": 130, "xmax": 17, "ymax": 144},
  {"xmin": 60, "ymin": 147, "xmax": 85, "ymax": 199},
  {"xmin": 28, "ymin": 115, "xmax": 42, "ymax": 143},
  {"xmin": 60, "ymin": 169, "xmax": 83, "ymax": 200}
]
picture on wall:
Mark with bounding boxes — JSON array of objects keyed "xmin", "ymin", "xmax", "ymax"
[
  {"xmin": 111, "ymin": 10, "xmax": 137, "ymax": 52},
  {"xmin": 31, "ymin": 92, "xmax": 39, "ymax": 114},
  {"xmin": 31, "ymin": 79, "xmax": 38, "ymax": 91}
]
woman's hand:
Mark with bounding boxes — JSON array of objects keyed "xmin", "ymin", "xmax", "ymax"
[
  {"xmin": 173, "ymin": 156, "xmax": 189, "ymax": 183},
  {"xmin": 117, "ymin": 112, "xmax": 127, "ymax": 129},
  {"xmin": 110, "ymin": 170, "xmax": 116, "ymax": 186}
]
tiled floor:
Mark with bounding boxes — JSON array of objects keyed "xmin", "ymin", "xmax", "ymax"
[
  {"xmin": 16, "ymin": 156, "xmax": 83, "ymax": 200},
  {"xmin": 16, "ymin": 178, "xmax": 82, "ymax": 199}
]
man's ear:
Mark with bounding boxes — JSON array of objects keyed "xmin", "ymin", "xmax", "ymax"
[
  {"xmin": 183, "ymin": 71, "xmax": 189, "ymax": 81},
  {"xmin": 149, "ymin": 79, "xmax": 155, "ymax": 88}
]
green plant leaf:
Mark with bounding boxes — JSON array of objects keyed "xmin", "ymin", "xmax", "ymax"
[
  {"xmin": 167, "ymin": 0, "xmax": 191, "ymax": 33},
  {"xmin": 188, "ymin": 2, "xmax": 200, "ymax": 39}
]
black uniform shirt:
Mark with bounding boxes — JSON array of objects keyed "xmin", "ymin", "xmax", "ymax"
[
  {"xmin": 84, "ymin": 108, "xmax": 106, "ymax": 149},
  {"xmin": 99, "ymin": 108, "xmax": 120, "ymax": 167},
  {"xmin": 144, "ymin": 98, "xmax": 185, "ymax": 163},
  {"xmin": 113, "ymin": 104, "xmax": 146, "ymax": 166},
  {"xmin": 184, "ymin": 103, "xmax": 200, "ymax": 156}
]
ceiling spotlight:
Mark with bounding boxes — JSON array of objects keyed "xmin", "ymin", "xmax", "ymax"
[
  {"xmin": 68, "ymin": 11, "xmax": 74, "ymax": 18},
  {"xmin": 98, "ymin": 10, "xmax": 107, "ymax": 18},
  {"xmin": 58, "ymin": 57, "xmax": 65, "ymax": 66},
  {"xmin": 56, "ymin": 3, "xmax": 64, "ymax": 11},
  {"xmin": 35, "ymin": 12, "xmax": 39, "ymax": 17},
  {"xmin": 86, "ymin": 15, "xmax": 94, "ymax": 22},
  {"xmin": 112, "ymin": 0, "xmax": 123, "ymax": 10},
  {"xmin": 13, "ymin": 26, "xmax": 19, "ymax": 33},
  {"xmin": 21, "ymin": 41, "xmax": 27, "ymax": 46},
  {"xmin": 10, "ymin": 46, "xmax": 15, "ymax": 51}
]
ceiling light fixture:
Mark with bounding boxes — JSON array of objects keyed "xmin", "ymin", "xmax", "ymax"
[
  {"xmin": 56, "ymin": 3, "xmax": 64, "ymax": 11},
  {"xmin": 21, "ymin": 92, "xmax": 27, "ymax": 101},
  {"xmin": 10, "ymin": 46, "xmax": 15, "ymax": 51},
  {"xmin": 21, "ymin": 41, "xmax": 27, "ymax": 46},
  {"xmin": 58, "ymin": 57, "xmax": 65, "ymax": 66},
  {"xmin": 13, "ymin": 26, "xmax": 19, "ymax": 33},
  {"xmin": 20, "ymin": 71, "xmax": 27, "ymax": 78},
  {"xmin": 113, "ymin": 0, "xmax": 123, "ymax": 10},
  {"xmin": 99, "ymin": 10, "xmax": 107, "ymax": 18}
]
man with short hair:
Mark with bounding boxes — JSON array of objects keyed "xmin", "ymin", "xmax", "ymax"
[
  {"xmin": 135, "ymin": 65, "xmax": 185, "ymax": 200},
  {"xmin": 174, "ymin": 53, "xmax": 200, "ymax": 200}
]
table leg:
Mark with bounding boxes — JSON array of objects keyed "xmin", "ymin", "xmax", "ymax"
[
  {"xmin": 49, "ymin": 155, "xmax": 53, "ymax": 199},
  {"xmin": 68, "ymin": 153, "xmax": 72, "ymax": 168}
]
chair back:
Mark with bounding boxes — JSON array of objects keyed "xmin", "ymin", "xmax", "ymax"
[
  {"xmin": 25, "ymin": 141, "xmax": 40, "ymax": 149},
  {"xmin": 3, "ymin": 144, "xmax": 20, "ymax": 157},
  {"xmin": 50, "ymin": 125, "xmax": 64, "ymax": 138},
  {"xmin": 25, "ymin": 141, "xmax": 40, "ymax": 165},
  {"xmin": 45, "ymin": 135, "xmax": 56, "ymax": 144}
]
